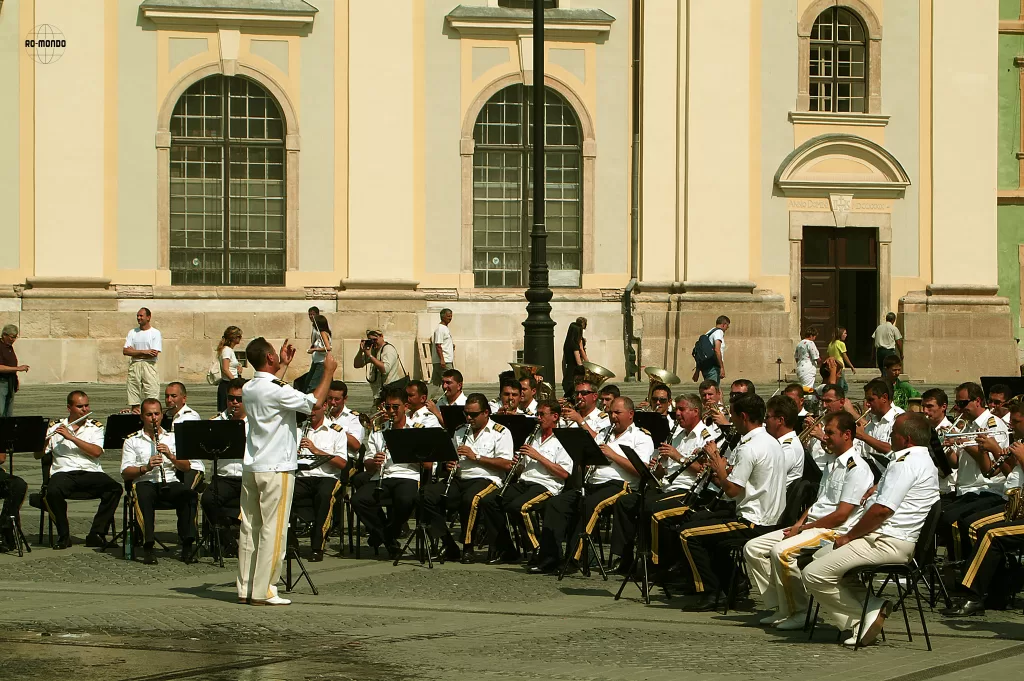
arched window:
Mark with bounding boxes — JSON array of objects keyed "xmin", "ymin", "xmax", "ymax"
[
  {"xmin": 169, "ymin": 75, "xmax": 286, "ymax": 285},
  {"xmin": 473, "ymin": 84, "xmax": 582, "ymax": 287},
  {"xmin": 809, "ymin": 7, "xmax": 867, "ymax": 113}
]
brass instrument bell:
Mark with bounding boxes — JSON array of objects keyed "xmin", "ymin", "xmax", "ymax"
[
  {"xmin": 579, "ymin": 361, "xmax": 615, "ymax": 388},
  {"xmin": 644, "ymin": 366, "xmax": 681, "ymax": 407}
]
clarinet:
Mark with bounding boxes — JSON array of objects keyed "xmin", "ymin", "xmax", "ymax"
[
  {"xmin": 375, "ymin": 422, "xmax": 390, "ymax": 493},
  {"xmin": 584, "ymin": 427, "xmax": 614, "ymax": 485},
  {"xmin": 500, "ymin": 422, "xmax": 541, "ymax": 498},
  {"xmin": 984, "ymin": 437, "xmax": 1020, "ymax": 478},
  {"xmin": 445, "ymin": 426, "xmax": 471, "ymax": 495}
]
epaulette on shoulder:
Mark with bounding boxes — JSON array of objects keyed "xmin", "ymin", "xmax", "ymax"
[
  {"xmin": 987, "ymin": 416, "xmax": 998, "ymax": 428},
  {"xmin": 272, "ymin": 379, "xmax": 287, "ymax": 387},
  {"xmin": 700, "ymin": 429, "xmax": 710, "ymax": 439},
  {"xmin": 88, "ymin": 418, "xmax": 103, "ymax": 427},
  {"xmin": 524, "ymin": 410, "xmax": 536, "ymax": 416},
  {"xmin": 639, "ymin": 427, "xmax": 651, "ymax": 436},
  {"xmin": 492, "ymin": 422, "xmax": 506, "ymax": 432},
  {"xmin": 126, "ymin": 430, "xmax": 141, "ymax": 439},
  {"xmin": 413, "ymin": 422, "xmax": 425, "ymax": 428},
  {"xmin": 330, "ymin": 423, "xmax": 343, "ymax": 432},
  {"xmin": 350, "ymin": 409, "xmax": 360, "ymax": 416},
  {"xmin": 846, "ymin": 457, "xmax": 857, "ymax": 470},
  {"xmin": 598, "ymin": 411, "xmax": 608, "ymax": 418},
  {"xmin": 896, "ymin": 453, "xmax": 909, "ymax": 463}
]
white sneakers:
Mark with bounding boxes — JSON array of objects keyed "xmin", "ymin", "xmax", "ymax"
[{"xmin": 240, "ymin": 595, "xmax": 292, "ymax": 606}]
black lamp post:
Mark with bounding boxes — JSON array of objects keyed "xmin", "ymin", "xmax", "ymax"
[{"xmin": 522, "ymin": 0, "xmax": 556, "ymax": 384}]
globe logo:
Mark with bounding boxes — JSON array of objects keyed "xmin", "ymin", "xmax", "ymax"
[{"xmin": 25, "ymin": 24, "xmax": 66, "ymax": 64}]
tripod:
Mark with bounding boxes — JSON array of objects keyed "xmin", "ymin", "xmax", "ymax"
[
  {"xmin": 191, "ymin": 455, "xmax": 225, "ymax": 567},
  {"xmin": 284, "ymin": 519, "xmax": 319, "ymax": 594},
  {"xmin": 393, "ymin": 470, "xmax": 433, "ymax": 568},
  {"xmin": 614, "ymin": 482, "xmax": 667, "ymax": 604}
]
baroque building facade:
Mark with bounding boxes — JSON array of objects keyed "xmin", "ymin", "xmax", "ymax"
[{"xmin": 0, "ymin": 0, "xmax": 1016, "ymax": 387}]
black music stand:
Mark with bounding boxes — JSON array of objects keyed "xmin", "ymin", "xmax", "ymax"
[
  {"xmin": 553, "ymin": 428, "xmax": 610, "ymax": 580},
  {"xmin": 613, "ymin": 445, "xmax": 665, "ymax": 604},
  {"xmin": 384, "ymin": 427, "xmax": 457, "ymax": 568},
  {"xmin": 0, "ymin": 416, "xmax": 46, "ymax": 556},
  {"xmin": 981, "ymin": 376, "xmax": 1024, "ymax": 399},
  {"xmin": 103, "ymin": 413, "xmax": 143, "ymax": 560},
  {"xmin": 633, "ymin": 412, "xmax": 671, "ymax": 448},
  {"xmin": 490, "ymin": 414, "xmax": 538, "ymax": 450},
  {"xmin": 174, "ymin": 420, "xmax": 245, "ymax": 568},
  {"xmin": 440, "ymin": 405, "xmax": 465, "ymax": 435}
]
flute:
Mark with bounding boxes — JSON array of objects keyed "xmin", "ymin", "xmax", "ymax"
[{"xmin": 45, "ymin": 411, "xmax": 92, "ymax": 445}]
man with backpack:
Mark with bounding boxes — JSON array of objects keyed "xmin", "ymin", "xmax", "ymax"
[{"xmin": 692, "ymin": 316, "xmax": 730, "ymax": 384}]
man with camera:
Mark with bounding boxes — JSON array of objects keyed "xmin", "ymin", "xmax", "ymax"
[{"xmin": 353, "ymin": 329, "xmax": 405, "ymax": 401}]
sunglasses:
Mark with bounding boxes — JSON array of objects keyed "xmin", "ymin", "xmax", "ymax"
[
  {"xmin": 652, "ymin": 397, "xmax": 670, "ymax": 403},
  {"xmin": 955, "ymin": 400, "xmax": 971, "ymax": 408},
  {"xmin": 382, "ymin": 403, "xmax": 403, "ymax": 411},
  {"xmin": 464, "ymin": 410, "xmax": 485, "ymax": 419},
  {"xmin": 575, "ymin": 390, "xmax": 595, "ymax": 397},
  {"xmin": 226, "ymin": 395, "xmax": 243, "ymax": 402}
]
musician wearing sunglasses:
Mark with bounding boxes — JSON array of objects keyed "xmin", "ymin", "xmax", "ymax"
[
  {"xmin": 937, "ymin": 382, "xmax": 1010, "ymax": 562},
  {"xmin": 855, "ymin": 379, "xmax": 904, "ymax": 466},
  {"xmin": 200, "ymin": 379, "xmax": 248, "ymax": 558},
  {"xmin": 422, "ymin": 393, "xmax": 514, "ymax": 563},
  {"xmin": 560, "ymin": 379, "xmax": 609, "ymax": 436},
  {"xmin": 36, "ymin": 390, "xmax": 121, "ymax": 550},
  {"xmin": 481, "ymin": 400, "xmax": 571, "ymax": 566},
  {"xmin": 986, "ymin": 383, "xmax": 1013, "ymax": 424},
  {"xmin": 648, "ymin": 394, "xmax": 719, "ymax": 568},
  {"xmin": 351, "ymin": 388, "xmax": 423, "ymax": 559}
]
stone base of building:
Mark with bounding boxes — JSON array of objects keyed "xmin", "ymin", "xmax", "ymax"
[
  {"xmin": 900, "ymin": 285, "xmax": 1019, "ymax": 383},
  {"xmin": 633, "ymin": 282, "xmax": 793, "ymax": 384}
]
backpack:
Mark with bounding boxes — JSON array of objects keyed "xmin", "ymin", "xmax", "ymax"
[{"xmin": 692, "ymin": 330, "xmax": 717, "ymax": 368}]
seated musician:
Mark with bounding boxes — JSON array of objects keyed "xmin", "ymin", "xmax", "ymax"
[
  {"xmin": 436, "ymin": 369, "xmax": 467, "ymax": 407},
  {"xmin": 782, "ymin": 383, "xmax": 809, "ymax": 418},
  {"xmin": 698, "ymin": 379, "xmax": 724, "ymax": 421},
  {"xmin": 802, "ymin": 413, "xmax": 939, "ymax": 646},
  {"xmin": 422, "ymin": 393, "xmax": 514, "ymax": 563},
  {"xmin": 531, "ymin": 396, "xmax": 654, "ymax": 574},
  {"xmin": 517, "ymin": 375, "xmax": 539, "ymax": 416},
  {"xmin": 648, "ymin": 384, "xmax": 675, "ymax": 430},
  {"xmin": 36, "ymin": 390, "xmax": 121, "ymax": 549},
  {"xmin": 766, "ymin": 395, "xmax": 804, "ymax": 485},
  {"xmin": 921, "ymin": 388, "xmax": 957, "ymax": 501},
  {"xmin": 599, "ymin": 384, "xmax": 620, "ymax": 413},
  {"xmin": 351, "ymin": 387, "xmax": 423, "ymax": 558},
  {"xmin": 294, "ymin": 400, "xmax": 348, "ymax": 562},
  {"xmin": 560, "ymin": 379, "xmax": 609, "ymax": 435},
  {"xmin": 483, "ymin": 399, "xmax": 572, "ymax": 566},
  {"xmin": 744, "ymin": 411, "xmax": 873, "ymax": 630},
  {"xmin": 672, "ymin": 394, "xmax": 787, "ymax": 610},
  {"xmin": 405, "ymin": 380, "xmax": 442, "ymax": 429},
  {"xmin": 649, "ymin": 394, "xmax": 720, "ymax": 569},
  {"xmin": 0, "ymin": 451, "xmax": 27, "ymax": 552},
  {"xmin": 937, "ymin": 381, "xmax": 1009, "ymax": 562},
  {"xmin": 325, "ymin": 379, "xmax": 366, "ymax": 488},
  {"xmin": 163, "ymin": 382, "xmax": 201, "ymax": 430},
  {"xmin": 491, "ymin": 380, "xmax": 523, "ymax": 415},
  {"xmin": 803, "ymin": 384, "xmax": 854, "ymax": 472},
  {"xmin": 120, "ymin": 398, "xmax": 200, "ymax": 565},
  {"xmin": 855, "ymin": 379, "xmax": 904, "ymax": 467},
  {"xmin": 944, "ymin": 402, "xmax": 1024, "ymax": 616},
  {"xmin": 200, "ymin": 378, "xmax": 247, "ymax": 557},
  {"xmin": 986, "ymin": 383, "xmax": 1013, "ymax": 425}
]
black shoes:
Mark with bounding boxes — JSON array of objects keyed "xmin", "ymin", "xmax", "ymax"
[
  {"xmin": 53, "ymin": 536, "xmax": 72, "ymax": 550},
  {"xmin": 486, "ymin": 551, "xmax": 520, "ymax": 565},
  {"xmin": 686, "ymin": 592, "xmax": 722, "ymax": 612},
  {"xmin": 310, "ymin": 550, "xmax": 324, "ymax": 562},
  {"xmin": 180, "ymin": 542, "xmax": 196, "ymax": 564},
  {"xmin": 528, "ymin": 559, "xmax": 559, "ymax": 574},
  {"xmin": 386, "ymin": 543, "xmax": 403, "ymax": 561},
  {"xmin": 942, "ymin": 597, "xmax": 986, "ymax": 617},
  {"xmin": 142, "ymin": 547, "xmax": 158, "ymax": 565},
  {"xmin": 85, "ymin": 533, "xmax": 106, "ymax": 548},
  {"xmin": 460, "ymin": 551, "xmax": 476, "ymax": 564}
]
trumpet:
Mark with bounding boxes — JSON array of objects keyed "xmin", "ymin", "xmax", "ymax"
[
  {"xmin": 939, "ymin": 427, "xmax": 1005, "ymax": 445},
  {"xmin": 798, "ymin": 410, "xmax": 830, "ymax": 449},
  {"xmin": 45, "ymin": 411, "xmax": 92, "ymax": 444},
  {"xmin": 359, "ymin": 409, "xmax": 388, "ymax": 431}
]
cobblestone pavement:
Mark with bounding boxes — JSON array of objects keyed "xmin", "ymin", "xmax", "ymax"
[{"xmin": 1, "ymin": 380, "xmax": 1009, "ymax": 681}]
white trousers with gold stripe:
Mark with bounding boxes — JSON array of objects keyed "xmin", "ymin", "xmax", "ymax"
[
  {"xmin": 743, "ymin": 527, "xmax": 836, "ymax": 618},
  {"xmin": 237, "ymin": 470, "xmax": 295, "ymax": 602}
]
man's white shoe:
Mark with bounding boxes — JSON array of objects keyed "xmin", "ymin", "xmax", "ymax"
[
  {"xmin": 843, "ymin": 598, "xmax": 890, "ymax": 646},
  {"xmin": 759, "ymin": 612, "xmax": 783, "ymax": 625},
  {"xmin": 251, "ymin": 595, "xmax": 292, "ymax": 606},
  {"xmin": 774, "ymin": 614, "xmax": 807, "ymax": 631}
]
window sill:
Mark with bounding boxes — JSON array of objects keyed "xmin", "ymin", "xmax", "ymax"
[{"xmin": 788, "ymin": 111, "xmax": 890, "ymax": 127}]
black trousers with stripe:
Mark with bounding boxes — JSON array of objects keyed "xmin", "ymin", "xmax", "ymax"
[
  {"xmin": 200, "ymin": 476, "xmax": 243, "ymax": 532},
  {"xmin": 352, "ymin": 477, "xmax": 418, "ymax": 548},
  {"xmin": 611, "ymin": 486, "xmax": 663, "ymax": 559},
  {"xmin": 422, "ymin": 477, "xmax": 497, "ymax": 547},
  {"xmin": 677, "ymin": 515, "xmax": 777, "ymax": 595},
  {"xmin": 962, "ymin": 519, "xmax": 1024, "ymax": 599},
  {"xmin": 45, "ymin": 470, "xmax": 122, "ymax": 541},
  {"xmin": 939, "ymin": 492, "xmax": 1004, "ymax": 561},
  {"xmin": 134, "ymin": 481, "xmax": 196, "ymax": 548},
  {"xmin": 293, "ymin": 476, "xmax": 342, "ymax": 552},
  {"xmin": 540, "ymin": 480, "xmax": 628, "ymax": 563},
  {"xmin": 481, "ymin": 481, "xmax": 552, "ymax": 553}
]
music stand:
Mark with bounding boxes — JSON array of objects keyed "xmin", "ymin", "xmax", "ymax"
[
  {"xmin": 0, "ymin": 416, "xmax": 46, "ymax": 556},
  {"xmin": 633, "ymin": 412, "xmax": 671, "ymax": 448},
  {"xmin": 490, "ymin": 414, "xmax": 538, "ymax": 450},
  {"xmin": 440, "ymin": 405, "xmax": 466, "ymax": 436},
  {"xmin": 174, "ymin": 420, "xmax": 245, "ymax": 569},
  {"xmin": 613, "ymin": 445, "xmax": 666, "ymax": 604},
  {"xmin": 981, "ymin": 376, "xmax": 1024, "ymax": 399},
  {"xmin": 552, "ymin": 428, "xmax": 610, "ymax": 580},
  {"xmin": 384, "ymin": 427, "xmax": 457, "ymax": 568},
  {"xmin": 103, "ymin": 414, "xmax": 144, "ymax": 560}
]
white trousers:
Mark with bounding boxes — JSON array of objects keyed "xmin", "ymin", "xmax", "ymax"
[
  {"xmin": 237, "ymin": 470, "xmax": 295, "ymax": 602},
  {"xmin": 126, "ymin": 361, "xmax": 160, "ymax": 405},
  {"xmin": 743, "ymin": 527, "xmax": 836, "ymax": 618},
  {"xmin": 801, "ymin": 532, "xmax": 915, "ymax": 631}
]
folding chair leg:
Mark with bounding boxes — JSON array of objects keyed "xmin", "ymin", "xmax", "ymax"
[
  {"xmin": 912, "ymin": 581, "xmax": 932, "ymax": 651},
  {"xmin": 853, "ymin": 578, "xmax": 873, "ymax": 651},
  {"xmin": 807, "ymin": 603, "xmax": 820, "ymax": 640},
  {"xmin": 893, "ymin": 577, "xmax": 912, "ymax": 642}
]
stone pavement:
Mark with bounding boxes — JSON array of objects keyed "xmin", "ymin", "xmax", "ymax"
[{"xmin": 1, "ymin": 381, "xmax": 1014, "ymax": 681}]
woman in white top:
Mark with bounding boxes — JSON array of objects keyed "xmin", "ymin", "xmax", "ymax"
[
  {"xmin": 794, "ymin": 326, "xmax": 821, "ymax": 390},
  {"xmin": 305, "ymin": 315, "xmax": 332, "ymax": 394},
  {"xmin": 217, "ymin": 326, "xmax": 242, "ymax": 411}
]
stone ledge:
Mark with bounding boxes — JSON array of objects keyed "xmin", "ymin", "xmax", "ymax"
[
  {"xmin": 925, "ymin": 284, "xmax": 1000, "ymax": 297},
  {"xmin": 26, "ymin": 277, "xmax": 112, "ymax": 290},
  {"xmin": 151, "ymin": 286, "xmax": 308, "ymax": 300},
  {"xmin": 341, "ymin": 278, "xmax": 420, "ymax": 291}
]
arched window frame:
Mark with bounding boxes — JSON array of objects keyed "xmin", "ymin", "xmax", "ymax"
[
  {"xmin": 797, "ymin": 0, "xmax": 882, "ymax": 116},
  {"xmin": 156, "ymin": 64, "xmax": 300, "ymax": 284},
  {"xmin": 460, "ymin": 74, "xmax": 596, "ymax": 289}
]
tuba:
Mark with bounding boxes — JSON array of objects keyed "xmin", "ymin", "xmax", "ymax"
[
  {"xmin": 643, "ymin": 366, "xmax": 681, "ymax": 408},
  {"xmin": 579, "ymin": 361, "xmax": 615, "ymax": 389},
  {"xmin": 510, "ymin": 362, "xmax": 554, "ymax": 401}
]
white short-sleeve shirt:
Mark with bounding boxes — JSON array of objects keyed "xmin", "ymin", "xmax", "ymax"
[
  {"xmin": 121, "ymin": 429, "xmax": 179, "ymax": 484},
  {"xmin": 452, "ymin": 419, "xmax": 515, "ymax": 486},
  {"xmin": 589, "ymin": 423, "xmax": 655, "ymax": 487},
  {"xmin": 297, "ymin": 421, "xmax": 347, "ymax": 479},
  {"xmin": 805, "ymin": 449, "xmax": 874, "ymax": 532},
  {"xmin": 518, "ymin": 431, "xmax": 573, "ymax": 494},
  {"xmin": 955, "ymin": 409, "xmax": 1008, "ymax": 496},
  {"xmin": 726, "ymin": 426, "xmax": 787, "ymax": 526},
  {"xmin": 864, "ymin": 445, "xmax": 940, "ymax": 543},
  {"xmin": 220, "ymin": 346, "xmax": 240, "ymax": 379},
  {"xmin": 125, "ymin": 327, "xmax": 162, "ymax": 364},
  {"xmin": 431, "ymin": 323, "xmax": 454, "ymax": 364},
  {"xmin": 778, "ymin": 431, "xmax": 805, "ymax": 485},
  {"xmin": 46, "ymin": 418, "xmax": 106, "ymax": 476},
  {"xmin": 662, "ymin": 423, "xmax": 719, "ymax": 492},
  {"xmin": 241, "ymin": 371, "xmax": 317, "ymax": 473}
]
